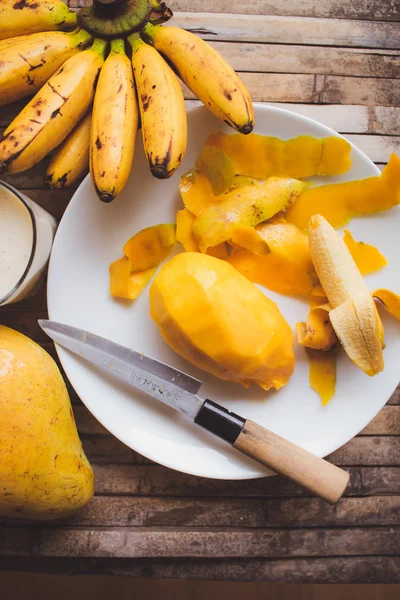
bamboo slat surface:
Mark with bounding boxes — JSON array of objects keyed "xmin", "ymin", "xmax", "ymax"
[{"xmin": 0, "ymin": 0, "xmax": 400, "ymax": 583}]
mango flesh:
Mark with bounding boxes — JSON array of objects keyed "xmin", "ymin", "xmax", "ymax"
[
  {"xmin": 150, "ymin": 253, "xmax": 295, "ymax": 391},
  {"xmin": 0, "ymin": 326, "xmax": 94, "ymax": 519}
]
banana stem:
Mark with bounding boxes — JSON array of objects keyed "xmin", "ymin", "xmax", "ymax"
[
  {"xmin": 91, "ymin": 38, "xmax": 109, "ymax": 56},
  {"xmin": 110, "ymin": 38, "xmax": 126, "ymax": 53},
  {"xmin": 65, "ymin": 11, "xmax": 78, "ymax": 29}
]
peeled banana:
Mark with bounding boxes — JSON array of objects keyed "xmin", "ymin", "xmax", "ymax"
[
  {"xmin": 130, "ymin": 34, "xmax": 187, "ymax": 179},
  {"xmin": 0, "ymin": 38, "xmax": 106, "ymax": 174},
  {"xmin": 90, "ymin": 38, "xmax": 138, "ymax": 202},
  {"xmin": 144, "ymin": 23, "xmax": 254, "ymax": 134},
  {"xmin": 0, "ymin": 0, "xmax": 76, "ymax": 40},
  {"xmin": 45, "ymin": 110, "xmax": 91, "ymax": 188},
  {"xmin": 308, "ymin": 214, "xmax": 384, "ymax": 376},
  {"xmin": 0, "ymin": 29, "xmax": 92, "ymax": 107}
]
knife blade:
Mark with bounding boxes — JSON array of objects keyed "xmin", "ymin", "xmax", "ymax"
[{"xmin": 39, "ymin": 319, "xmax": 350, "ymax": 504}]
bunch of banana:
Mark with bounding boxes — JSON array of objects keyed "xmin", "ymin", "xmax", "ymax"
[
  {"xmin": 308, "ymin": 214, "xmax": 385, "ymax": 376},
  {"xmin": 0, "ymin": 0, "xmax": 255, "ymax": 201}
]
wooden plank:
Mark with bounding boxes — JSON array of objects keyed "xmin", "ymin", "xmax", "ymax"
[
  {"xmin": 2, "ymin": 555, "xmax": 400, "ymax": 583},
  {"xmin": 1, "ymin": 527, "xmax": 399, "ymax": 558},
  {"xmin": 172, "ymin": 13, "xmax": 400, "ymax": 49},
  {"xmin": 361, "ymin": 467, "xmax": 400, "ymax": 495},
  {"xmin": 91, "ymin": 464, "xmax": 362, "ymax": 497},
  {"xmin": 81, "ymin": 435, "xmax": 153, "ymax": 465},
  {"xmin": 320, "ymin": 75, "xmax": 400, "ymax": 106},
  {"xmin": 2, "ymin": 496, "xmax": 400, "ymax": 528},
  {"xmin": 207, "ymin": 42, "xmax": 400, "ymax": 78},
  {"xmin": 70, "ymin": 0, "xmax": 400, "ymax": 21},
  {"xmin": 389, "ymin": 387, "xmax": 400, "ymax": 404},
  {"xmin": 361, "ymin": 407, "xmax": 400, "ymax": 435},
  {"xmin": 328, "ymin": 436, "xmax": 400, "ymax": 466}
]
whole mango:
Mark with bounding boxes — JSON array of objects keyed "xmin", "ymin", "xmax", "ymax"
[
  {"xmin": 150, "ymin": 253, "xmax": 295, "ymax": 390},
  {"xmin": 0, "ymin": 326, "xmax": 94, "ymax": 520}
]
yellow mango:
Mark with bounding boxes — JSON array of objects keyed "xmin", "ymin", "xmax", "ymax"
[
  {"xmin": 227, "ymin": 249, "xmax": 313, "ymax": 297},
  {"xmin": 307, "ymin": 348, "xmax": 337, "ymax": 406},
  {"xmin": 0, "ymin": 326, "xmax": 94, "ymax": 519},
  {"xmin": 373, "ymin": 289, "xmax": 400, "ymax": 320},
  {"xmin": 179, "ymin": 169, "xmax": 215, "ymax": 216},
  {"xmin": 123, "ymin": 224, "xmax": 176, "ymax": 271},
  {"xmin": 195, "ymin": 145, "xmax": 235, "ymax": 195},
  {"xmin": 176, "ymin": 209, "xmax": 199, "ymax": 252},
  {"xmin": 206, "ymin": 132, "xmax": 351, "ymax": 178},
  {"xmin": 109, "ymin": 256, "xmax": 156, "ymax": 300},
  {"xmin": 256, "ymin": 220, "xmax": 314, "ymax": 273},
  {"xmin": 231, "ymin": 225, "xmax": 269, "ymax": 255},
  {"xmin": 296, "ymin": 301, "xmax": 337, "ymax": 352},
  {"xmin": 343, "ymin": 230, "xmax": 388, "ymax": 275},
  {"xmin": 192, "ymin": 177, "xmax": 308, "ymax": 252},
  {"xmin": 286, "ymin": 154, "xmax": 400, "ymax": 230},
  {"xmin": 150, "ymin": 253, "xmax": 295, "ymax": 391}
]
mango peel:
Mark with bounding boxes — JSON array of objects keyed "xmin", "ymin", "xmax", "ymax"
[{"xmin": 150, "ymin": 253, "xmax": 295, "ymax": 391}]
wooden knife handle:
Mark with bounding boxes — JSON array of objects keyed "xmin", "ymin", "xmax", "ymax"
[{"xmin": 234, "ymin": 419, "xmax": 349, "ymax": 504}]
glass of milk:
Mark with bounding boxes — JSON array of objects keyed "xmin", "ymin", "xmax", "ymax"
[{"xmin": 0, "ymin": 181, "xmax": 57, "ymax": 306}]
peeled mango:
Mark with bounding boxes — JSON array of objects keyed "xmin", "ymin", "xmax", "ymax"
[
  {"xmin": 150, "ymin": 253, "xmax": 295, "ymax": 391},
  {"xmin": 0, "ymin": 326, "xmax": 94, "ymax": 519},
  {"xmin": 205, "ymin": 132, "xmax": 352, "ymax": 179}
]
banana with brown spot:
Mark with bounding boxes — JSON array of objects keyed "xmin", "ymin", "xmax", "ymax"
[
  {"xmin": 130, "ymin": 34, "xmax": 187, "ymax": 179},
  {"xmin": 0, "ymin": 38, "xmax": 106, "ymax": 174},
  {"xmin": 0, "ymin": 29, "xmax": 92, "ymax": 107},
  {"xmin": 45, "ymin": 110, "xmax": 91, "ymax": 189},
  {"xmin": 0, "ymin": 0, "xmax": 77, "ymax": 40},
  {"xmin": 144, "ymin": 23, "xmax": 254, "ymax": 134},
  {"xmin": 90, "ymin": 38, "xmax": 138, "ymax": 202}
]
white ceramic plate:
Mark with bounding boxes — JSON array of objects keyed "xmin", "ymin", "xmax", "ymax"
[{"xmin": 48, "ymin": 104, "xmax": 400, "ymax": 479}]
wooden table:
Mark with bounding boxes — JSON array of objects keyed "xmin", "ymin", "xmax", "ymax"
[{"xmin": 1, "ymin": 0, "xmax": 400, "ymax": 584}]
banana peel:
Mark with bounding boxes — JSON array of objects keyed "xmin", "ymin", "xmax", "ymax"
[
  {"xmin": 296, "ymin": 300, "xmax": 337, "ymax": 352},
  {"xmin": 308, "ymin": 214, "xmax": 384, "ymax": 376}
]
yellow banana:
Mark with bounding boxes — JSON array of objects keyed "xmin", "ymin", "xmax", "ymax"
[
  {"xmin": 0, "ymin": 29, "xmax": 92, "ymax": 107},
  {"xmin": 0, "ymin": 33, "xmax": 31, "ymax": 51},
  {"xmin": 130, "ymin": 35, "xmax": 187, "ymax": 179},
  {"xmin": 144, "ymin": 23, "xmax": 254, "ymax": 134},
  {"xmin": 308, "ymin": 214, "xmax": 384, "ymax": 376},
  {"xmin": 0, "ymin": 38, "xmax": 106, "ymax": 174},
  {"xmin": 45, "ymin": 110, "xmax": 91, "ymax": 188},
  {"xmin": 0, "ymin": 0, "xmax": 76, "ymax": 40},
  {"xmin": 90, "ymin": 38, "xmax": 138, "ymax": 202}
]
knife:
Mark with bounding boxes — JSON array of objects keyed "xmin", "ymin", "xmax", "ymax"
[{"xmin": 39, "ymin": 319, "xmax": 349, "ymax": 504}]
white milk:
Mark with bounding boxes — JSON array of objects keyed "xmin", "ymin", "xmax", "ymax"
[
  {"xmin": 0, "ymin": 183, "xmax": 57, "ymax": 305},
  {"xmin": 0, "ymin": 184, "xmax": 34, "ymax": 300}
]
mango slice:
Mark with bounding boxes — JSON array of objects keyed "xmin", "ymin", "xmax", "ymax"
[
  {"xmin": 227, "ymin": 249, "xmax": 313, "ymax": 297},
  {"xmin": 195, "ymin": 145, "xmax": 235, "ymax": 195},
  {"xmin": 176, "ymin": 209, "xmax": 198, "ymax": 252},
  {"xmin": 286, "ymin": 154, "xmax": 400, "ymax": 230},
  {"xmin": 257, "ymin": 220, "xmax": 314, "ymax": 273},
  {"xmin": 192, "ymin": 177, "xmax": 308, "ymax": 252},
  {"xmin": 307, "ymin": 348, "xmax": 337, "ymax": 406},
  {"xmin": 373, "ymin": 289, "xmax": 400, "ymax": 320},
  {"xmin": 123, "ymin": 224, "xmax": 176, "ymax": 271},
  {"xmin": 205, "ymin": 132, "xmax": 351, "ymax": 179},
  {"xmin": 179, "ymin": 169, "xmax": 215, "ymax": 216},
  {"xmin": 343, "ymin": 230, "xmax": 388, "ymax": 276},
  {"xmin": 296, "ymin": 301, "xmax": 337, "ymax": 351},
  {"xmin": 109, "ymin": 257, "xmax": 156, "ymax": 300},
  {"xmin": 150, "ymin": 252, "xmax": 295, "ymax": 391}
]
